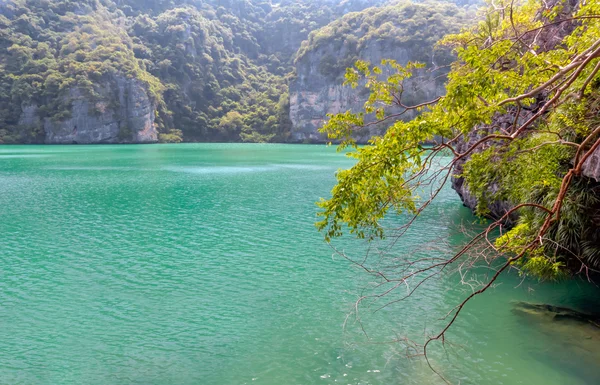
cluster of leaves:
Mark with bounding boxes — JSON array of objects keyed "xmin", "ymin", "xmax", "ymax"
[{"xmin": 317, "ymin": 0, "xmax": 600, "ymax": 279}]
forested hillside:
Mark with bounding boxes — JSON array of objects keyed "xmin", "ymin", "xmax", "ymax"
[
  {"xmin": 0, "ymin": 0, "xmax": 475, "ymax": 143},
  {"xmin": 289, "ymin": 1, "xmax": 469, "ymax": 141}
]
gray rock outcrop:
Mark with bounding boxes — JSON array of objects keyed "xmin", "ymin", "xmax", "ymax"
[
  {"xmin": 450, "ymin": 108, "xmax": 538, "ymax": 223},
  {"xmin": 451, "ymin": 0, "xmax": 582, "ymax": 220},
  {"xmin": 19, "ymin": 76, "xmax": 158, "ymax": 144},
  {"xmin": 583, "ymin": 147, "xmax": 600, "ymax": 181},
  {"xmin": 287, "ymin": 2, "xmax": 468, "ymax": 143},
  {"xmin": 290, "ymin": 41, "xmax": 448, "ymax": 142}
]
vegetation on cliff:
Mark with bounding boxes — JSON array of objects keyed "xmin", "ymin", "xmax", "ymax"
[
  {"xmin": 0, "ymin": 0, "xmax": 292, "ymax": 143},
  {"xmin": 0, "ymin": 0, "xmax": 475, "ymax": 143},
  {"xmin": 288, "ymin": 0, "xmax": 472, "ymax": 143},
  {"xmin": 0, "ymin": 1, "xmax": 166, "ymax": 142},
  {"xmin": 295, "ymin": 1, "xmax": 469, "ymax": 80},
  {"xmin": 0, "ymin": 0, "xmax": 375, "ymax": 143},
  {"xmin": 317, "ymin": 0, "xmax": 600, "ymax": 369}
]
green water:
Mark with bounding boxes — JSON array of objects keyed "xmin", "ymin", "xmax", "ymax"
[{"xmin": 1, "ymin": 144, "xmax": 599, "ymax": 385}]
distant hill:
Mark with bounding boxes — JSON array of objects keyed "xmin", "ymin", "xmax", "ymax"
[{"xmin": 0, "ymin": 0, "xmax": 476, "ymax": 143}]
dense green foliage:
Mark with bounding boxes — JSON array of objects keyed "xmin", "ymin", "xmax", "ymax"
[
  {"xmin": 318, "ymin": 0, "xmax": 600, "ymax": 279},
  {"xmin": 0, "ymin": 0, "xmax": 166, "ymax": 142},
  {"xmin": 2, "ymin": 0, "xmax": 420, "ymax": 143},
  {"xmin": 263, "ymin": 0, "xmax": 389, "ymax": 68},
  {"xmin": 295, "ymin": 1, "xmax": 469, "ymax": 80},
  {"xmin": 128, "ymin": 5, "xmax": 290, "ymax": 142},
  {"xmin": 0, "ymin": 0, "xmax": 480, "ymax": 143}
]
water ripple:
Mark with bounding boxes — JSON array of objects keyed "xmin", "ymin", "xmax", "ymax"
[{"xmin": 0, "ymin": 144, "xmax": 599, "ymax": 385}]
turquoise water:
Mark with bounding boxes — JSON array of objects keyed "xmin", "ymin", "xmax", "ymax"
[{"xmin": 0, "ymin": 143, "xmax": 599, "ymax": 385}]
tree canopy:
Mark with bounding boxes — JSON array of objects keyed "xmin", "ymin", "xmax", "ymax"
[{"xmin": 317, "ymin": 0, "xmax": 600, "ymax": 369}]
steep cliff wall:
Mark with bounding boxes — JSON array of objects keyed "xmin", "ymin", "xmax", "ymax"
[
  {"xmin": 0, "ymin": 1, "xmax": 167, "ymax": 144},
  {"xmin": 583, "ymin": 148, "xmax": 600, "ymax": 181},
  {"xmin": 19, "ymin": 76, "xmax": 158, "ymax": 144},
  {"xmin": 290, "ymin": 42, "xmax": 448, "ymax": 142},
  {"xmin": 451, "ymin": 116, "xmax": 600, "ymax": 220},
  {"xmin": 0, "ymin": 0, "xmax": 479, "ymax": 143},
  {"xmin": 288, "ymin": 2, "xmax": 469, "ymax": 142},
  {"xmin": 261, "ymin": 0, "xmax": 388, "ymax": 67},
  {"xmin": 450, "ymin": 112, "xmax": 526, "ymax": 222}
]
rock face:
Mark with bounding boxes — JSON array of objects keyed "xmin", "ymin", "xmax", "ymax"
[
  {"xmin": 19, "ymin": 76, "xmax": 158, "ymax": 144},
  {"xmin": 451, "ymin": 119, "xmax": 600, "ymax": 220},
  {"xmin": 261, "ymin": 0, "xmax": 388, "ymax": 65},
  {"xmin": 583, "ymin": 147, "xmax": 600, "ymax": 181},
  {"xmin": 290, "ymin": 41, "xmax": 448, "ymax": 142},
  {"xmin": 287, "ymin": 2, "xmax": 468, "ymax": 143}
]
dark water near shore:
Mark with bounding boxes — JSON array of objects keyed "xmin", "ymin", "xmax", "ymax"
[{"xmin": 1, "ymin": 143, "xmax": 599, "ymax": 385}]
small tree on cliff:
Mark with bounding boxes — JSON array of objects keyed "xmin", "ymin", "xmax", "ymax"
[{"xmin": 316, "ymin": 0, "xmax": 600, "ymax": 380}]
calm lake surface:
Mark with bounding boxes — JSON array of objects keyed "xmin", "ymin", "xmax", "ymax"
[{"xmin": 1, "ymin": 143, "xmax": 600, "ymax": 385}]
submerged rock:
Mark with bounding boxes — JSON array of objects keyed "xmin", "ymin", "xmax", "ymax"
[
  {"xmin": 513, "ymin": 301, "xmax": 600, "ymax": 383},
  {"xmin": 512, "ymin": 301, "xmax": 600, "ymax": 353},
  {"xmin": 512, "ymin": 301, "xmax": 600, "ymax": 326}
]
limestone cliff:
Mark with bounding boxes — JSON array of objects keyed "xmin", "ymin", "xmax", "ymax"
[
  {"xmin": 583, "ymin": 148, "xmax": 600, "ymax": 182},
  {"xmin": 288, "ymin": 2, "xmax": 469, "ymax": 142},
  {"xmin": 19, "ymin": 76, "xmax": 158, "ymax": 144},
  {"xmin": 290, "ymin": 43, "xmax": 449, "ymax": 142}
]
